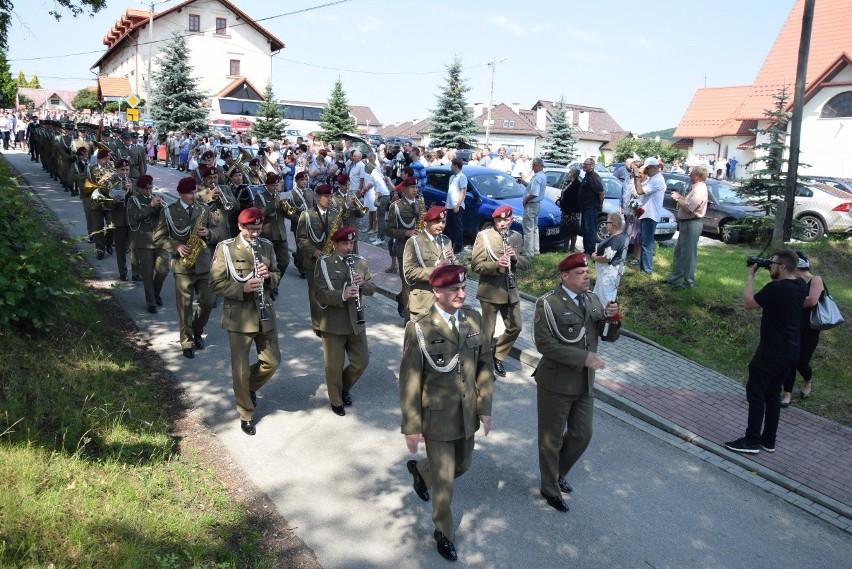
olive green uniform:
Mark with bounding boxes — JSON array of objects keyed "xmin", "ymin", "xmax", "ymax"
[
  {"xmin": 255, "ymin": 188, "xmax": 290, "ymax": 277},
  {"xmin": 402, "ymin": 230, "xmax": 450, "ymax": 319},
  {"xmin": 127, "ymin": 193, "xmax": 170, "ymax": 309},
  {"xmin": 386, "ymin": 197, "xmax": 422, "ymax": 319},
  {"xmin": 296, "ymin": 205, "xmax": 337, "ymax": 332}
]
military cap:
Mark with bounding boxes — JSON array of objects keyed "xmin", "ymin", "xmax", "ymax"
[
  {"xmin": 265, "ymin": 173, "xmax": 281, "ymax": 184},
  {"xmin": 331, "ymin": 227, "xmax": 356, "ymax": 242},
  {"xmin": 176, "ymin": 177, "xmax": 198, "ymax": 194},
  {"xmin": 492, "ymin": 205, "xmax": 513, "ymax": 219},
  {"xmin": 423, "ymin": 205, "xmax": 447, "ymax": 222},
  {"xmin": 429, "ymin": 264, "xmax": 467, "ymax": 288},
  {"xmin": 237, "ymin": 207, "xmax": 264, "ymax": 226},
  {"xmin": 315, "ymin": 184, "xmax": 333, "ymax": 196},
  {"xmin": 136, "ymin": 174, "xmax": 153, "ymax": 189},
  {"xmin": 558, "ymin": 253, "xmax": 588, "ymax": 272}
]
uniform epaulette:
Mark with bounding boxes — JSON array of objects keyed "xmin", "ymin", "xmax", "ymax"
[
  {"xmin": 257, "ymin": 237, "xmax": 272, "ymax": 245},
  {"xmin": 410, "ymin": 311, "xmax": 430, "ymax": 325},
  {"xmin": 222, "ymin": 237, "xmax": 236, "ymax": 244},
  {"xmin": 539, "ymin": 290, "xmax": 555, "ymax": 300}
]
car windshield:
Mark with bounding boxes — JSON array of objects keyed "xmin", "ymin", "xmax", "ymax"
[
  {"xmin": 601, "ymin": 177, "xmax": 622, "ymax": 199},
  {"xmin": 470, "ymin": 173, "xmax": 525, "ymax": 199},
  {"xmin": 710, "ymin": 181, "xmax": 747, "ymax": 205}
]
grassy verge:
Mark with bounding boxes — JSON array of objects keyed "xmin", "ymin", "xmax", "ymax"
[
  {"xmin": 0, "ymin": 164, "xmax": 282, "ymax": 568},
  {"xmin": 517, "ymin": 239, "xmax": 852, "ymax": 426}
]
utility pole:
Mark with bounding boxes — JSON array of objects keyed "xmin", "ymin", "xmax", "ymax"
[
  {"xmin": 484, "ymin": 56, "xmax": 507, "ymax": 147},
  {"xmin": 146, "ymin": 1, "xmax": 154, "ymax": 120}
]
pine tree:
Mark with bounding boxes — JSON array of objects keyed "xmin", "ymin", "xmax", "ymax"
[
  {"xmin": 0, "ymin": 50, "xmax": 16, "ymax": 108},
  {"xmin": 740, "ymin": 87, "xmax": 792, "ymax": 211},
  {"xmin": 150, "ymin": 32, "xmax": 209, "ymax": 136},
  {"xmin": 317, "ymin": 78, "xmax": 356, "ymax": 143},
  {"xmin": 27, "ymin": 74, "xmax": 40, "ymax": 88},
  {"xmin": 540, "ymin": 96, "xmax": 577, "ymax": 164},
  {"xmin": 428, "ymin": 57, "xmax": 478, "ymax": 148},
  {"xmin": 16, "ymin": 71, "xmax": 26, "ymax": 87},
  {"xmin": 249, "ymin": 80, "xmax": 287, "ymax": 140}
]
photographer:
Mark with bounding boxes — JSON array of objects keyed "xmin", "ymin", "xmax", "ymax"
[{"xmin": 725, "ymin": 250, "xmax": 807, "ymax": 454}]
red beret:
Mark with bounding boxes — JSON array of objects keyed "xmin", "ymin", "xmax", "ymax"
[
  {"xmin": 97, "ymin": 149, "xmax": 110, "ymax": 159},
  {"xmin": 202, "ymin": 150, "xmax": 214, "ymax": 159},
  {"xmin": 237, "ymin": 207, "xmax": 264, "ymax": 225},
  {"xmin": 249, "ymin": 158, "xmax": 260, "ymax": 166},
  {"xmin": 265, "ymin": 173, "xmax": 281, "ymax": 184},
  {"xmin": 558, "ymin": 253, "xmax": 588, "ymax": 272},
  {"xmin": 429, "ymin": 264, "xmax": 467, "ymax": 288},
  {"xmin": 315, "ymin": 184, "xmax": 333, "ymax": 196},
  {"xmin": 176, "ymin": 177, "xmax": 197, "ymax": 195},
  {"xmin": 114, "ymin": 158, "xmax": 130, "ymax": 168},
  {"xmin": 401, "ymin": 176, "xmax": 417, "ymax": 187},
  {"xmin": 222, "ymin": 150, "xmax": 233, "ymax": 159},
  {"xmin": 295, "ymin": 171, "xmax": 308, "ymax": 180},
  {"xmin": 136, "ymin": 174, "xmax": 153, "ymax": 189},
  {"xmin": 492, "ymin": 205, "xmax": 513, "ymax": 219},
  {"xmin": 75, "ymin": 147, "xmax": 88, "ymax": 156},
  {"xmin": 423, "ymin": 205, "xmax": 447, "ymax": 222},
  {"xmin": 202, "ymin": 167, "xmax": 217, "ymax": 178},
  {"xmin": 331, "ymin": 226, "xmax": 356, "ymax": 242},
  {"xmin": 336, "ymin": 174, "xmax": 349, "ymax": 185}
]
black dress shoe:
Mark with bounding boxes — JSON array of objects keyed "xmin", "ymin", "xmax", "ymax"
[
  {"xmin": 407, "ymin": 460, "xmax": 430, "ymax": 501},
  {"xmin": 132, "ymin": 275, "xmax": 142, "ymax": 282},
  {"xmin": 540, "ymin": 491, "xmax": 569, "ymax": 512},
  {"xmin": 88, "ymin": 237, "xmax": 95, "ymax": 244},
  {"xmin": 558, "ymin": 477, "xmax": 573, "ymax": 493},
  {"xmin": 182, "ymin": 348, "xmax": 194, "ymax": 359},
  {"xmin": 299, "ymin": 271, "xmax": 306, "ymax": 279},
  {"xmin": 119, "ymin": 274, "xmax": 128, "ymax": 281},
  {"xmin": 241, "ymin": 419, "xmax": 256, "ymax": 436},
  {"xmin": 433, "ymin": 529, "xmax": 457, "ymax": 562},
  {"xmin": 155, "ymin": 296, "xmax": 163, "ymax": 307},
  {"xmin": 330, "ymin": 404, "xmax": 346, "ymax": 416},
  {"xmin": 106, "ymin": 245, "xmax": 113, "ymax": 255},
  {"xmin": 314, "ymin": 329, "xmax": 322, "ymax": 338},
  {"xmin": 193, "ymin": 335, "xmax": 204, "ymax": 350},
  {"xmin": 96, "ymin": 251, "xmax": 105, "ymax": 260},
  {"xmin": 494, "ymin": 359, "xmax": 507, "ymax": 377},
  {"xmin": 147, "ymin": 305, "xmax": 157, "ymax": 314},
  {"xmin": 250, "ymin": 391, "xmax": 257, "ymax": 407},
  {"xmin": 342, "ymin": 390, "xmax": 353, "ymax": 406}
]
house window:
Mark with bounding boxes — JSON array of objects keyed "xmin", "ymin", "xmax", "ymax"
[
  {"xmin": 502, "ymin": 120, "xmax": 515, "ymax": 128},
  {"xmin": 188, "ymin": 14, "xmax": 200, "ymax": 32},
  {"xmin": 50, "ymin": 98, "xmax": 60, "ymax": 107},
  {"xmin": 821, "ymin": 91, "xmax": 852, "ymax": 118},
  {"xmin": 216, "ymin": 17, "xmax": 227, "ymax": 34},
  {"xmin": 229, "ymin": 59, "xmax": 240, "ymax": 76}
]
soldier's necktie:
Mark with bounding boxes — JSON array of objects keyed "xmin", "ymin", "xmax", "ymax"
[
  {"xmin": 576, "ymin": 293, "xmax": 586, "ymax": 315},
  {"xmin": 187, "ymin": 204, "xmax": 194, "ymax": 218},
  {"xmin": 449, "ymin": 315, "xmax": 458, "ymax": 342}
]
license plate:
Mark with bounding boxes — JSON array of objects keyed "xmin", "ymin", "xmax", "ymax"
[
  {"xmin": 546, "ymin": 227, "xmax": 560, "ymax": 236},
  {"xmin": 655, "ymin": 227, "xmax": 669, "ymax": 234}
]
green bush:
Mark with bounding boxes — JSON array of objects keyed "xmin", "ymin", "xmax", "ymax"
[{"xmin": 0, "ymin": 172, "xmax": 83, "ymax": 331}]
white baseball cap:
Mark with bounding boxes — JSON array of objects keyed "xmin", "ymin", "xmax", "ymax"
[{"xmin": 643, "ymin": 157, "xmax": 660, "ymax": 168}]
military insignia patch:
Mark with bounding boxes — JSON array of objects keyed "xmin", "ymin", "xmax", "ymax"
[{"xmin": 406, "ymin": 252, "xmax": 413, "ymax": 260}]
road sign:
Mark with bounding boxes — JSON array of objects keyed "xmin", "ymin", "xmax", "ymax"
[
  {"xmin": 126, "ymin": 108, "xmax": 139, "ymax": 121},
  {"xmin": 140, "ymin": 118, "xmax": 154, "ymax": 127},
  {"xmin": 127, "ymin": 94, "xmax": 141, "ymax": 108}
]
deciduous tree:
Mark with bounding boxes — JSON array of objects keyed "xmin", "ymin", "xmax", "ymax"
[{"xmin": 72, "ymin": 88, "xmax": 99, "ymax": 111}]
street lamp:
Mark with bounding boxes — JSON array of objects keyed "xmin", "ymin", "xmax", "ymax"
[{"xmin": 484, "ymin": 56, "xmax": 508, "ymax": 147}]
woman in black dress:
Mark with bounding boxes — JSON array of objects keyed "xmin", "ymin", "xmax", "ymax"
[{"xmin": 557, "ymin": 166, "xmax": 582, "ymax": 252}]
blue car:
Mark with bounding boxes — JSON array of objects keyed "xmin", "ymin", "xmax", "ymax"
[{"xmin": 422, "ymin": 166, "xmax": 563, "ymax": 250}]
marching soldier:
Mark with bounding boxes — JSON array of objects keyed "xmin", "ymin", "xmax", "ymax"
[
  {"xmin": 288, "ymin": 170, "xmax": 314, "ymax": 278},
  {"xmin": 110, "ymin": 158, "xmax": 134, "ymax": 280},
  {"xmin": 245, "ymin": 157, "xmax": 266, "ymax": 185},
  {"xmin": 471, "ymin": 205, "xmax": 529, "ymax": 377},
  {"xmin": 209, "ymin": 207, "xmax": 281, "ymax": 436},
  {"xmin": 114, "ymin": 131, "xmax": 147, "ymax": 186},
  {"xmin": 386, "ymin": 176, "xmax": 421, "ymax": 319},
  {"xmin": 332, "ymin": 173, "xmax": 367, "ymax": 253},
  {"xmin": 194, "ymin": 150, "xmax": 217, "ymax": 186},
  {"xmin": 218, "ymin": 149, "xmax": 236, "ymax": 185},
  {"xmin": 85, "ymin": 148, "xmax": 115, "ymax": 260},
  {"xmin": 198, "ymin": 166, "xmax": 237, "ymax": 249},
  {"xmin": 53, "ymin": 122, "xmax": 73, "ymax": 192},
  {"xmin": 67, "ymin": 146, "xmax": 89, "ymax": 205},
  {"xmin": 402, "ymin": 205, "xmax": 455, "ymax": 320},
  {"xmin": 127, "ymin": 174, "xmax": 170, "ymax": 313},
  {"xmin": 296, "ymin": 183, "xmax": 336, "ymax": 336},
  {"xmin": 314, "ymin": 227, "xmax": 376, "ymax": 416},
  {"xmin": 228, "ymin": 165, "xmax": 254, "ymax": 219},
  {"xmin": 532, "ymin": 253, "xmax": 621, "ymax": 512},
  {"xmin": 154, "ymin": 177, "xmax": 221, "ymax": 359},
  {"xmin": 399, "ymin": 264, "xmax": 493, "ymax": 563},
  {"xmin": 256, "ymin": 173, "xmax": 290, "ymax": 281}
]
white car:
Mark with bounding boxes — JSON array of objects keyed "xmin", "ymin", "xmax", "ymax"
[{"xmin": 794, "ymin": 182, "xmax": 852, "ymax": 241}]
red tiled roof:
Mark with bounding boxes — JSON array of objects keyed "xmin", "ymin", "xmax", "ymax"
[
  {"xmin": 97, "ymin": 76, "xmax": 132, "ymax": 98},
  {"xmin": 737, "ymin": 138, "xmax": 757, "ymax": 150},
  {"xmin": 673, "ymin": 86, "xmax": 753, "ymax": 138},
  {"xmin": 476, "ymin": 103, "xmax": 540, "ymax": 136},
  {"xmin": 17, "ymin": 87, "xmax": 82, "ymax": 109},
  {"xmin": 531, "ymin": 100, "xmax": 626, "ymax": 143}
]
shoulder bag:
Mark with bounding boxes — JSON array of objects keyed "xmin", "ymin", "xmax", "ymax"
[{"xmin": 810, "ymin": 282, "xmax": 844, "ymax": 330}]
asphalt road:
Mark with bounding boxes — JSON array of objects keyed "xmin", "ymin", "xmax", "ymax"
[{"xmin": 8, "ymin": 153, "xmax": 852, "ymax": 568}]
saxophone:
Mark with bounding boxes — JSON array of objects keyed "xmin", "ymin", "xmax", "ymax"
[
  {"xmin": 181, "ymin": 207, "xmax": 208, "ymax": 269},
  {"xmin": 415, "ymin": 196, "xmax": 426, "ymax": 231},
  {"xmin": 322, "ymin": 206, "xmax": 343, "ymax": 255}
]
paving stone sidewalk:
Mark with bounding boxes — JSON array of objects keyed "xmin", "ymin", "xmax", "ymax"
[{"xmin": 342, "ymin": 231, "xmax": 852, "ymax": 527}]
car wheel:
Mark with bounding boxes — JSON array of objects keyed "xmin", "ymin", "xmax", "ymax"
[
  {"xmin": 596, "ymin": 215, "xmax": 608, "ymax": 242},
  {"xmin": 797, "ymin": 214, "xmax": 825, "ymax": 242},
  {"xmin": 720, "ymin": 222, "xmax": 740, "ymax": 244}
]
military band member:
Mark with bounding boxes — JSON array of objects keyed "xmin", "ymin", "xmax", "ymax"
[
  {"xmin": 56, "ymin": 122, "xmax": 75, "ymax": 193},
  {"xmin": 296, "ymin": 183, "xmax": 336, "ymax": 335},
  {"xmin": 471, "ymin": 205, "xmax": 529, "ymax": 377},
  {"xmin": 400, "ymin": 264, "xmax": 493, "ymax": 563},
  {"xmin": 228, "ymin": 165, "xmax": 254, "ymax": 218},
  {"xmin": 532, "ymin": 253, "xmax": 621, "ymax": 512},
  {"xmin": 314, "ymin": 227, "xmax": 376, "ymax": 415},
  {"xmin": 198, "ymin": 166, "xmax": 237, "ymax": 246},
  {"xmin": 402, "ymin": 205, "xmax": 455, "ymax": 320},
  {"xmin": 69, "ymin": 124, "xmax": 92, "ymax": 196},
  {"xmin": 127, "ymin": 174, "xmax": 170, "ymax": 313},
  {"xmin": 218, "ymin": 150, "xmax": 235, "ymax": 186},
  {"xmin": 194, "ymin": 150, "xmax": 217, "ymax": 186},
  {"xmin": 154, "ymin": 177, "xmax": 221, "ymax": 359},
  {"xmin": 386, "ymin": 177, "xmax": 422, "ymax": 319},
  {"xmin": 114, "ymin": 131, "xmax": 147, "ymax": 186},
  {"xmin": 332, "ymin": 173, "xmax": 366, "ymax": 253},
  {"xmin": 68, "ymin": 146, "xmax": 89, "ymax": 204},
  {"xmin": 209, "ymin": 207, "xmax": 281, "ymax": 436},
  {"xmin": 244, "ymin": 157, "xmax": 264, "ymax": 185},
  {"xmin": 110, "ymin": 158, "xmax": 134, "ymax": 280},
  {"xmin": 85, "ymin": 148, "xmax": 115, "ymax": 260},
  {"xmin": 256, "ymin": 173, "xmax": 290, "ymax": 281},
  {"xmin": 289, "ymin": 170, "xmax": 314, "ymax": 278}
]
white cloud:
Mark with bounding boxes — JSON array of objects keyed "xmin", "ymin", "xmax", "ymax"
[
  {"xmin": 491, "ymin": 15, "xmax": 528, "ymax": 38},
  {"xmin": 355, "ymin": 16, "xmax": 392, "ymax": 34},
  {"xmin": 563, "ymin": 25, "xmax": 605, "ymax": 46}
]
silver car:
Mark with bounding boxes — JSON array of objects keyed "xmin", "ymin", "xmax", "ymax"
[
  {"xmin": 543, "ymin": 167, "xmax": 677, "ymax": 242},
  {"xmin": 794, "ymin": 182, "xmax": 852, "ymax": 241}
]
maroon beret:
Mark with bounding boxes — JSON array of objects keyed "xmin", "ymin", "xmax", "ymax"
[
  {"xmin": 265, "ymin": 173, "xmax": 281, "ymax": 184},
  {"xmin": 492, "ymin": 205, "xmax": 513, "ymax": 219},
  {"xmin": 315, "ymin": 183, "xmax": 332, "ymax": 196},
  {"xmin": 176, "ymin": 177, "xmax": 197, "ymax": 195},
  {"xmin": 237, "ymin": 207, "xmax": 264, "ymax": 225},
  {"xmin": 97, "ymin": 149, "xmax": 110, "ymax": 159},
  {"xmin": 295, "ymin": 171, "xmax": 308, "ymax": 181},
  {"xmin": 202, "ymin": 150, "xmax": 214, "ymax": 159},
  {"xmin": 423, "ymin": 205, "xmax": 447, "ymax": 222},
  {"xmin": 75, "ymin": 147, "xmax": 88, "ymax": 156},
  {"xmin": 401, "ymin": 176, "xmax": 417, "ymax": 187},
  {"xmin": 114, "ymin": 158, "xmax": 130, "ymax": 168},
  {"xmin": 249, "ymin": 158, "xmax": 260, "ymax": 166},
  {"xmin": 336, "ymin": 173, "xmax": 350, "ymax": 185},
  {"xmin": 429, "ymin": 264, "xmax": 467, "ymax": 288},
  {"xmin": 202, "ymin": 167, "xmax": 218, "ymax": 178},
  {"xmin": 136, "ymin": 174, "xmax": 153, "ymax": 189},
  {"xmin": 558, "ymin": 253, "xmax": 588, "ymax": 272},
  {"xmin": 331, "ymin": 227, "xmax": 356, "ymax": 242},
  {"xmin": 222, "ymin": 150, "xmax": 233, "ymax": 159}
]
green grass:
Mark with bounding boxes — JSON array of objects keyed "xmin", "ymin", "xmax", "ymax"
[
  {"xmin": 0, "ymin": 163, "xmax": 275, "ymax": 568},
  {"xmin": 517, "ymin": 239, "xmax": 852, "ymax": 425}
]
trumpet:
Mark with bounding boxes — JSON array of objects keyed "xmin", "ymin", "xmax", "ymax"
[
  {"xmin": 152, "ymin": 188, "xmax": 180, "ymax": 207},
  {"xmin": 339, "ymin": 188, "xmax": 368, "ymax": 215}
]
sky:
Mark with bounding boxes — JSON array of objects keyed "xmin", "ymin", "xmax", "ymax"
[{"xmin": 7, "ymin": 0, "xmax": 798, "ymax": 134}]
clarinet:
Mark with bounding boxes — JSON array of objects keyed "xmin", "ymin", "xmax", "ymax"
[
  {"xmin": 249, "ymin": 239, "xmax": 269, "ymax": 321},
  {"xmin": 502, "ymin": 230, "xmax": 517, "ymax": 289},
  {"xmin": 344, "ymin": 255, "xmax": 366, "ymax": 325}
]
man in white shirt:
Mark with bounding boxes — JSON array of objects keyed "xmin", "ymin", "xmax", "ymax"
[
  {"xmin": 523, "ymin": 158, "xmax": 546, "ymax": 256},
  {"xmin": 446, "ymin": 157, "xmax": 468, "ymax": 254},
  {"xmin": 348, "ymin": 150, "xmax": 366, "ymax": 196},
  {"xmin": 633, "ymin": 157, "xmax": 666, "ymax": 274},
  {"xmin": 489, "ymin": 147, "xmax": 513, "ymax": 174}
]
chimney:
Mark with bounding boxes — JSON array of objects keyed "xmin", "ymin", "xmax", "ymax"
[
  {"xmin": 565, "ymin": 109, "xmax": 574, "ymax": 128},
  {"xmin": 473, "ymin": 103, "xmax": 484, "ymax": 117},
  {"xmin": 536, "ymin": 107, "xmax": 547, "ymax": 131},
  {"xmin": 578, "ymin": 111, "xmax": 590, "ymax": 132},
  {"xmin": 511, "ymin": 102, "xmax": 521, "ymax": 114}
]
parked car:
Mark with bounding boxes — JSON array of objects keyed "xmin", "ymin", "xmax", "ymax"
[
  {"xmin": 281, "ymin": 129, "xmax": 305, "ymax": 140},
  {"xmin": 337, "ymin": 132, "xmax": 373, "ymax": 156},
  {"xmin": 422, "ymin": 166, "xmax": 563, "ymax": 250},
  {"xmin": 808, "ymin": 176, "xmax": 852, "ymax": 194},
  {"xmin": 364, "ymin": 133, "xmax": 384, "ymax": 148},
  {"xmin": 793, "ymin": 181, "xmax": 852, "ymax": 241},
  {"xmin": 607, "ymin": 162, "xmax": 625, "ymax": 174},
  {"xmin": 454, "ymin": 149, "xmax": 476, "ymax": 163},
  {"xmin": 543, "ymin": 167, "xmax": 677, "ymax": 242},
  {"xmin": 230, "ymin": 118, "xmax": 253, "ymax": 134},
  {"xmin": 567, "ymin": 161, "xmax": 609, "ymax": 174},
  {"xmin": 212, "ymin": 144, "xmax": 257, "ymax": 167},
  {"xmin": 210, "ymin": 124, "xmax": 235, "ymax": 140},
  {"xmin": 384, "ymin": 135, "xmax": 416, "ymax": 149},
  {"xmin": 661, "ymin": 172, "xmax": 764, "ymax": 243}
]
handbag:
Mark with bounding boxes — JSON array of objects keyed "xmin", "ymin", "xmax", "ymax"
[{"xmin": 810, "ymin": 282, "xmax": 844, "ymax": 330}]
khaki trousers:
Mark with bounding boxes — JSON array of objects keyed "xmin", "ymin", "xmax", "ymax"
[
  {"xmin": 271, "ymin": 238, "xmax": 290, "ymax": 276},
  {"xmin": 536, "ymin": 386, "xmax": 594, "ymax": 497},
  {"xmin": 305, "ymin": 256, "xmax": 320, "ymax": 330},
  {"xmin": 228, "ymin": 328, "xmax": 280, "ymax": 421},
  {"xmin": 173, "ymin": 269, "xmax": 215, "ymax": 350},
  {"xmin": 414, "ymin": 436, "xmax": 475, "ymax": 540},
  {"xmin": 321, "ymin": 331, "xmax": 369, "ymax": 406},
  {"xmin": 480, "ymin": 301, "xmax": 522, "ymax": 362},
  {"xmin": 137, "ymin": 247, "xmax": 169, "ymax": 307}
]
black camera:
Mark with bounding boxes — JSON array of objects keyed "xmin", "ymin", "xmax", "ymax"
[{"xmin": 746, "ymin": 256, "xmax": 773, "ymax": 269}]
